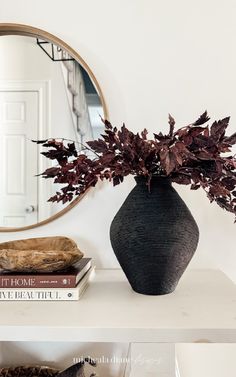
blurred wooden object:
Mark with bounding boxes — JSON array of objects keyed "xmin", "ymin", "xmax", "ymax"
[{"xmin": 0, "ymin": 236, "xmax": 83, "ymax": 273}]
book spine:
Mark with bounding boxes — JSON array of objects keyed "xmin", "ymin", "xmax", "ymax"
[
  {"xmin": 0, "ymin": 275, "xmax": 77, "ymax": 288},
  {"xmin": 0, "ymin": 289, "xmax": 79, "ymax": 301}
]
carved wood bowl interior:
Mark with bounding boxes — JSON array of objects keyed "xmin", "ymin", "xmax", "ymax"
[{"xmin": 0, "ymin": 236, "xmax": 83, "ymax": 273}]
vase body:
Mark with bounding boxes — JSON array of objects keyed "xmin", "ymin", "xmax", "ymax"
[{"xmin": 110, "ymin": 176, "xmax": 199, "ymax": 295}]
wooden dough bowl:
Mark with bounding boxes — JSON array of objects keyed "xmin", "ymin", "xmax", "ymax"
[
  {"xmin": 0, "ymin": 366, "xmax": 59, "ymax": 377},
  {"xmin": 0, "ymin": 236, "xmax": 84, "ymax": 273},
  {"xmin": 0, "ymin": 361, "xmax": 95, "ymax": 377}
]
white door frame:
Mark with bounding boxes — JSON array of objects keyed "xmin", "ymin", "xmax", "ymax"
[{"xmin": 0, "ymin": 80, "xmax": 51, "ymax": 222}]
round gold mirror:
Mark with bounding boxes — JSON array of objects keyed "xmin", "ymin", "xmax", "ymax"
[{"xmin": 0, "ymin": 23, "xmax": 108, "ymax": 232}]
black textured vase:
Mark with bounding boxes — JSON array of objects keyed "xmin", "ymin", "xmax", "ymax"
[{"xmin": 110, "ymin": 176, "xmax": 199, "ymax": 295}]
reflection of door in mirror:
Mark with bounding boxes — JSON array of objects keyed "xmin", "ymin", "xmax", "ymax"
[
  {"xmin": 0, "ymin": 91, "xmax": 38, "ymax": 226},
  {"xmin": 0, "ymin": 30, "xmax": 106, "ymax": 230}
]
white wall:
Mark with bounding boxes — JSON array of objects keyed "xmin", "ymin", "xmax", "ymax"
[
  {"xmin": 0, "ymin": 2, "xmax": 235, "ymax": 375},
  {"xmin": 176, "ymin": 344, "xmax": 236, "ymax": 377},
  {"xmin": 0, "ymin": 0, "xmax": 235, "ymax": 281}
]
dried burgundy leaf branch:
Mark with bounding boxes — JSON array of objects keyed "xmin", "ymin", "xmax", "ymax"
[{"xmin": 33, "ymin": 112, "xmax": 236, "ymax": 221}]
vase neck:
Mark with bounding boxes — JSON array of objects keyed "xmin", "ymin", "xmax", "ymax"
[{"xmin": 135, "ymin": 176, "xmax": 172, "ymax": 187}]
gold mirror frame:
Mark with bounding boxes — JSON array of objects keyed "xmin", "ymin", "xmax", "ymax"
[{"xmin": 0, "ymin": 23, "xmax": 108, "ymax": 232}]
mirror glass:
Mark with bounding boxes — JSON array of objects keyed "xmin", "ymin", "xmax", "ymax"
[{"xmin": 0, "ymin": 32, "xmax": 106, "ymax": 230}]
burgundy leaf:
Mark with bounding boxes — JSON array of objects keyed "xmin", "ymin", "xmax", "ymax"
[
  {"xmin": 182, "ymin": 134, "xmax": 193, "ymax": 145},
  {"xmin": 34, "ymin": 114, "xmax": 236, "ymax": 221},
  {"xmin": 209, "ymin": 184, "xmax": 230, "ymax": 197},
  {"xmin": 203, "ymin": 128, "xmax": 210, "ymax": 137},
  {"xmin": 221, "ymin": 177, "xmax": 236, "ymax": 191},
  {"xmin": 189, "ymin": 126, "xmax": 207, "ymax": 137},
  {"xmin": 175, "ymin": 127, "xmax": 188, "ymax": 138},
  {"xmin": 113, "ymin": 175, "xmax": 124, "ymax": 186},
  {"xmin": 42, "ymin": 167, "xmax": 60, "ymax": 178},
  {"xmin": 210, "ymin": 117, "xmax": 230, "ymax": 141},
  {"xmin": 141, "ymin": 128, "xmax": 148, "ymax": 140},
  {"xmin": 87, "ymin": 139, "xmax": 108, "ymax": 153},
  {"xmin": 193, "ymin": 111, "xmax": 210, "ymax": 125},
  {"xmin": 224, "ymin": 132, "xmax": 236, "ymax": 145},
  {"xmin": 171, "ymin": 174, "xmax": 191, "ymax": 185},
  {"xmin": 168, "ymin": 114, "xmax": 175, "ymax": 136},
  {"xmin": 174, "ymin": 141, "xmax": 189, "ymax": 152},
  {"xmin": 153, "ymin": 132, "xmax": 169, "ymax": 141},
  {"xmin": 160, "ymin": 150, "xmax": 176, "ymax": 175},
  {"xmin": 196, "ymin": 150, "xmax": 215, "ymax": 160},
  {"xmin": 100, "ymin": 152, "xmax": 116, "ymax": 164},
  {"xmin": 216, "ymin": 197, "xmax": 234, "ymax": 212},
  {"xmin": 32, "ymin": 139, "xmax": 49, "ymax": 144},
  {"xmin": 100, "ymin": 118, "xmax": 113, "ymax": 130}
]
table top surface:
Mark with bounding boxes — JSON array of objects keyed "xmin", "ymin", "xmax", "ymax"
[{"xmin": 0, "ymin": 269, "xmax": 235, "ymax": 342}]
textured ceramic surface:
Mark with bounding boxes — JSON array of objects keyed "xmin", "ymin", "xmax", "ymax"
[
  {"xmin": 0, "ymin": 236, "xmax": 83, "ymax": 273},
  {"xmin": 110, "ymin": 176, "xmax": 199, "ymax": 295}
]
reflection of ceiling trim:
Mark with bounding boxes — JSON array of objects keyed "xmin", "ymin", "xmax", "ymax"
[{"xmin": 36, "ymin": 39, "xmax": 75, "ymax": 62}]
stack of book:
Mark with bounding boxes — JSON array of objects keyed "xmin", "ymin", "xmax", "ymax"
[{"xmin": 0, "ymin": 258, "xmax": 94, "ymax": 301}]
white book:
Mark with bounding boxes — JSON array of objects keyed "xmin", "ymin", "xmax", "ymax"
[{"xmin": 0, "ymin": 266, "xmax": 95, "ymax": 301}]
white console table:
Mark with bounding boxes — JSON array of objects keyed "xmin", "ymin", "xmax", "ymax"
[
  {"xmin": 0, "ymin": 268, "xmax": 235, "ymax": 343},
  {"xmin": 0, "ymin": 269, "xmax": 235, "ymax": 377}
]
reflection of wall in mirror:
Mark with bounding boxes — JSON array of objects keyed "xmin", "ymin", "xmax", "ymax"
[
  {"xmin": 61, "ymin": 59, "xmax": 104, "ymax": 143},
  {"xmin": 60, "ymin": 58, "xmax": 93, "ymax": 143}
]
